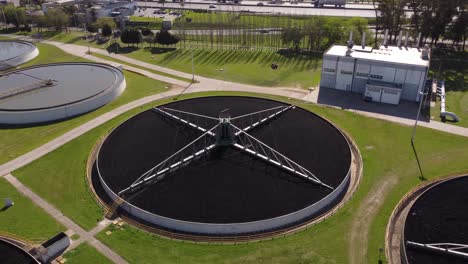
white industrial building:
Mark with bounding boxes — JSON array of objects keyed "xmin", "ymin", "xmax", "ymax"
[{"xmin": 320, "ymin": 33, "xmax": 430, "ymax": 105}]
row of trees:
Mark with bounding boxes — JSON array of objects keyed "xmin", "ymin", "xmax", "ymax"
[
  {"xmin": 120, "ymin": 28, "xmax": 180, "ymax": 46},
  {"xmin": 0, "ymin": 4, "xmax": 70, "ymax": 31},
  {"xmin": 373, "ymin": 0, "xmax": 467, "ymax": 48},
  {"xmin": 168, "ymin": 15, "xmax": 369, "ymax": 51}
]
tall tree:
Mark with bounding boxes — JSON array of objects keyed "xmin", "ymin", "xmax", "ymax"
[
  {"xmin": 45, "ymin": 8, "xmax": 69, "ymax": 31},
  {"xmin": 121, "ymin": 28, "xmax": 142, "ymax": 47},
  {"xmin": 281, "ymin": 26, "xmax": 304, "ymax": 50},
  {"xmin": 376, "ymin": 0, "xmax": 408, "ymax": 43},
  {"xmin": 101, "ymin": 23, "xmax": 112, "ymax": 38}
]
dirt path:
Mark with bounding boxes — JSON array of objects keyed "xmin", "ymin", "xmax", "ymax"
[{"xmin": 348, "ymin": 175, "xmax": 399, "ymax": 264}]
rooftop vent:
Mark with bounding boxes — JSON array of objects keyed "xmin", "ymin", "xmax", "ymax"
[{"xmin": 346, "ymin": 31, "xmax": 354, "ymax": 56}]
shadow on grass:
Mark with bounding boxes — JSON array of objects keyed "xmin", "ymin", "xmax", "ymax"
[
  {"xmin": 148, "ymin": 47, "xmax": 176, "ymax": 54},
  {"xmin": 106, "ymin": 43, "xmax": 139, "ymax": 54},
  {"xmin": 96, "ymin": 38, "xmax": 110, "ymax": 45},
  {"xmin": 431, "ymin": 49, "xmax": 468, "ymax": 92},
  {"xmin": 0, "ymin": 206, "xmax": 10, "ymax": 212}
]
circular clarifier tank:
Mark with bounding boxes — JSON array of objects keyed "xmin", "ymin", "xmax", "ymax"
[
  {"xmin": 0, "ymin": 62, "xmax": 126, "ymax": 124},
  {"xmin": 0, "ymin": 237, "xmax": 39, "ymax": 264},
  {"xmin": 403, "ymin": 175, "xmax": 468, "ymax": 264},
  {"xmin": 0, "ymin": 40, "xmax": 39, "ymax": 70},
  {"xmin": 93, "ymin": 96, "xmax": 356, "ymax": 236}
]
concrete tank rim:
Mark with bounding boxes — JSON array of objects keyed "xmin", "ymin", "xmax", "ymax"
[
  {"xmin": 400, "ymin": 174, "xmax": 468, "ymax": 264},
  {"xmin": 0, "ymin": 40, "xmax": 38, "ymax": 63},
  {"xmin": 0, "ymin": 236, "xmax": 40, "ymax": 264},
  {"xmin": 0, "ymin": 62, "xmax": 125, "ymax": 112}
]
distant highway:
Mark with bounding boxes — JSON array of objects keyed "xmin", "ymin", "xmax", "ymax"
[
  {"xmin": 137, "ymin": 1, "xmax": 378, "ymax": 17},
  {"xmin": 136, "ymin": 1, "xmax": 411, "ymax": 18}
]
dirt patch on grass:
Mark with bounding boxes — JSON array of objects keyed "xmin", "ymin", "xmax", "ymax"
[{"xmin": 348, "ymin": 174, "xmax": 399, "ymax": 264}]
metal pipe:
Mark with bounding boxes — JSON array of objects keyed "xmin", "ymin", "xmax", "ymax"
[
  {"xmin": 361, "ymin": 31, "xmax": 366, "ymax": 49},
  {"xmin": 383, "ymin": 29, "xmax": 389, "ymax": 47},
  {"xmin": 397, "ymin": 30, "xmax": 403, "ymax": 47},
  {"xmin": 417, "ymin": 32, "xmax": 422, "ymax": 47},
  {"xmin": 405, "ymin": 31, "xmax": 409, "ymax": 47}
]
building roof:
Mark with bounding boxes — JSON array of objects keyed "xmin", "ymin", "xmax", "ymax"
[{"xmin": 325, "ymin": 45, "xmax": 430, "ymax": 67}]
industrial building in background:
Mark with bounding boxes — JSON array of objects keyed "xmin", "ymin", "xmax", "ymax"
[{"xmin": 320, "ymin": 31, "xmax": 431, "ymax": 105}]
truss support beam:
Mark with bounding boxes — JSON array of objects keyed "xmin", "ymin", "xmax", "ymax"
[
  {"xmin": 159, "ymin": 107, "xmax": 218, "ymax": 120},
  {"xmin": 407, "ymin": 241, "xmax": 468, "ymax": 259},
  {"xmin": 119, "ymin": 143, "xmax": 216, "ymax": 196},
  {"xmin": 0, "ymin": 80, "xmax": 56, "ymax": 100},
  {"xmin": 234, "ymin": 105, "xmax": 295, "ymax": 135},
  {"xmin": 232, "ymin": 124, "xmax": 333, "ymax": 191},
  {"xmin": 118, "ymin": 124, "xmax": 219, "ymax": 196},
  {"xmin": 153, "ymin": 107, "xmax": 215, "ymax": 136}
]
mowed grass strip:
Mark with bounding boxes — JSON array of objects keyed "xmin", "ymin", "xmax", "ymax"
[
  {"xmin": 89, "ymin": 51, "xmax": 193, "ymax": 83},
  {"xmin": 91, "ymin": 93, "xmax": 468, "ymax": 264},
  {"xmin": 35, "ymin": 31, "xmax": 323, "ymax": 89},
  {"xmin": 0, "ymin": 178, "xmax": 65, "ymax": 242},
  {"xmin": 124, "ymin": 48, "xmax": 322, "ymax": 88},
  {"xmin": 63, "ymin": 243, "xmax": 113, "ymax": 264},
  {"xmin": 0, "ymin": 43, "xmax": 168, "ymax": 165}
]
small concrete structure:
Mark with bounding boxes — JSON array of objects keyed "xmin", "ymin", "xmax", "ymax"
[
  {"xmin": 320, "ymin": 40, "xmax": 430, "ymax": 105},
  {"xmin": 39, "ymin": 232, "xmax": 70, "ymax": 263}
]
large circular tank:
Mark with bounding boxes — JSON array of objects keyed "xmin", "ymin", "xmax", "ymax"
[
  {"xmin": 0, "ymin": 237, "xmax": 39, "ymax": 264},
  {"xmin": 402, "ymin": 175, "xmax": 468, "ymax": 264},
  {"xmin": 93, "ymin": 96, "xmax": 355, "ymax": 236},
  {"xmin": 0, "ymin": 62, "xmax": 126, "ymax": 124},
  {"xmin": 0, "ymin": 40, "xmax": 39, "ymax": 70}
]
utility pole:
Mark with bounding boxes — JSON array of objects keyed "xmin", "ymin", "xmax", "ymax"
[
  {"xmin": 191, "ymin": 45, "xmax": 195, "ymax": 83},
  {"xmin": 411, "ymin": 85, "xmax": 429, "ymax": 180}
]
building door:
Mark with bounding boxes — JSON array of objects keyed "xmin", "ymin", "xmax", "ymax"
[
  {"xmin": 380, "ymin": 88, "xmax": 402, "ymax": 105},
  {"xmin": 336, "ymin": 61, "xmax": 354, "ymax": 91}
]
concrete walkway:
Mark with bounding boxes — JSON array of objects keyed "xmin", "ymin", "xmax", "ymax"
[{"xmin": 4, "ymin": 174, "xmax": 129, "ymax": 264}]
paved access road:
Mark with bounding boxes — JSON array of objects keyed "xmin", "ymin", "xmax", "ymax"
[{"xmin": 137, "ymin": 1, "xmax": 379, "ymax": 17}]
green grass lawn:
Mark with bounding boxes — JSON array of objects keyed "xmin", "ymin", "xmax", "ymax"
[
  {"xmin": 31, "ymin": 31, "xmax": 322, "ymax": 88},
  {"xmin": 10, "ymin": 89, "xmax": 468, "ymax": 262},
  {"xmin": 63, "ymin": 243, "xmax": 113, "ymax": 264},
  {"xmin": 0, "ymin": 178, "xmax": 65, "ymax": 243},
  {"xmin": 20, "ymin": 42, "xmax": 89, "ymax": 67},
  {"xmin": 129, "ymin": 16, "xmax": 164, "ymax": 23},
  {"xmin": 0, "ymin": 42, "xmax": 168, "ymax": 165},
  {"xmin": 124, "ymin": 48, "xmax": 322, "ymax": 88},
  {"xmin": 89, "ymin": 51, "xmax": 193, "ymax": 83},
  {"xmin": 430, "ymin": 50, "xmax": 468, "ymax": 127}
]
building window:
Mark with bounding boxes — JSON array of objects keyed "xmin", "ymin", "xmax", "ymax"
[
  {"xmin": 323, "ymin": 68, "xmax": 335, "ymax": 73},
  {"xmin": 356, "ymin": 72, "xmax": 369, "ymax": 78},
  {"xmin": 341, "ymin": 70, "xmax": 353, "ymax": 75},
  {"xmin": 370, "ymin": 74, "xmax": 383, "ymax": 80}
]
